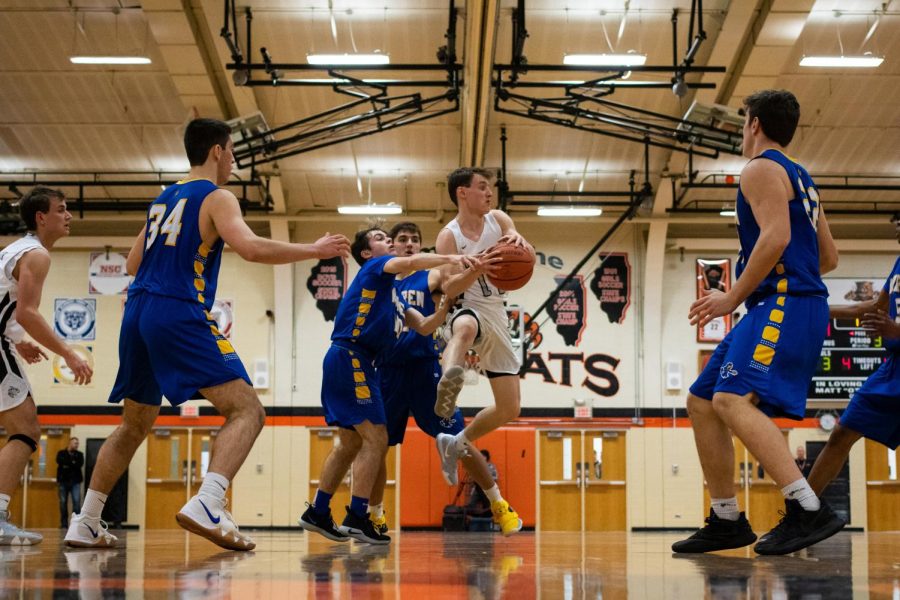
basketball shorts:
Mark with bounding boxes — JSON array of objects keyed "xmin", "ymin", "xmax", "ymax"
[
  {"xmin": 321, "ymin": 344, "xmax": 386, "ymax": 429},
  {"xmin": 108, "ymin": 292, "xmax": 250, "ymax": 407},
  {"xmin": 840, "ymin": 353, "xmax": 900, "ymax": 449},
  {"xmin": 0, "ymin": 340, "xmax": 31, "ymax": 412},
  {"xmin": 449, "ymin": 302, "xmax": 521, "ymax": 376},
  {"xmin": 380, "ymin": 358, "xmax": 464, "ymax": 446},
  {"xmin": 689, "ymin": 294, "xmax": 828, "ymax": 420}
]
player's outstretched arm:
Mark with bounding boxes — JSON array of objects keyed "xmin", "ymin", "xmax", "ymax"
[
  {"xmin": 207, "ymin": 189, "xmax": 349, "ymax": 264},
  {"xmin": 816, "ymin": 203, "xmax": 838, "ymax": 274},
  {"xmin": 404, "ymin": 295, "xmax": 453, "ymax": 336},
  {"xmin": 382, "ymin": 251, "xmax": 472, "ymax": 275},
  {"xmin": 829, "ymin": 291, "xmax": 885, "ymax": 320},
  {"xmin": 15, "ymin": 250, "xmax": 92, "ymax": 385}
]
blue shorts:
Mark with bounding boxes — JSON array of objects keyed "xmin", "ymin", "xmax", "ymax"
[
  {"xmin": 108, "ymin": 292, "xmax": 250, "ymax": 406},
  {"xmin": 840, "ymin": 353, "xmax": 900, "ymax": 449},
  {"xmin": 689, "ymin": 294, "xmax": 828, "ymax": 420},
  {"xmin": 379, "ymin": 359, "xmax": 464, "ymax": 446},
  {"xmin": 321, "ymin": 344, "xmax": 386, "ymax": 429}
]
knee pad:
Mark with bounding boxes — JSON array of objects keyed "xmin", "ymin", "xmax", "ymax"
[{"xmin": 8, "ymin": 433, "xmax": 37, "ymax": 453}]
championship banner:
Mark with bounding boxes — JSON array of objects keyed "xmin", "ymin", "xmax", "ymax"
[
  {"xmin": 52, "ymin": 344, "xmax": 95, "ymax": 386},
  {"xmin": 54, "ymin": 298, "xmax": 97, "ymax": 341},
  {"xmin": 88, "ymin": 251, "xmax": 131, "ymax": 295},
  {"xmin": 548, "ymin": 274, "xmax": 587, "ymax": 346},
  {"xmin": 590, "ymin": 253, "xmax": 631, "ymax": 324},
  {"xmin": 696, "ymin": 258, "xmax": 732, "ymax": 343},
  {"xmin": 306, "ymin": 256, "xmax": 347, "ymax": 321},
  {"xmin": 210, "ymin": 299, "xmax": 234, "ymax": 339}
]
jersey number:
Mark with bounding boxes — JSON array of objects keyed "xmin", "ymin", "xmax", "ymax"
[
  {"xmin": 797, "ymin": 177, "xmax": 820, "ymax": 231},
  {"xmin": 146, "ymin": 198, "xmax": 187, "ymax": 249}
]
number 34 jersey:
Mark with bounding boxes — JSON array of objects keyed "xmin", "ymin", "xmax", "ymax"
[{"xmin": 129, "ymin": 179, "xmax": 222, "ymax": 310}]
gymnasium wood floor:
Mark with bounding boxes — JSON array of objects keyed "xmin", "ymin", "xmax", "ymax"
[{"xmin": 1, "ymin": 529, "xmax": 897, "ymax": 598}]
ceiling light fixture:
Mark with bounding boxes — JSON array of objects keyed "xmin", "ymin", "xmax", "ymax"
[
  {"xmin": 799, "ymin": 55, "xmax": 883, "ymax": 68},
  {"xmin": 563, "ymin": 53, "xmax": 647, "ymax": 67},
  {"xmin": 70, "ymin": 56, "xmax": 152, "ymax": 65},
  {"xmin": 537, "ymin": 206, "xmax": 603, "ymax": 217},
  {"xmin": 337, "ymin": 203, "xmax": 402, "ymax": 215},
  {"xmin": 719, "ymin": 207, "xmax": 736, "ymax": 217},
  {"xmin": 307, "ymin": 53, "xmax": 390, "ymax": 66}
]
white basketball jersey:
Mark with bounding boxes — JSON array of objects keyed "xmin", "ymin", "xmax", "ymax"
[
  {"xmin": 444, "ymin": 211, "xmax": 506, "ymax": 308},
  {"xmin": 0, "ymin": 233, "xmax": 43, "ymax": 343}
]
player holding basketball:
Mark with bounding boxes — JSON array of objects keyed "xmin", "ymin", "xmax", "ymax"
[
  {"xmin": 0, "ymin": 187, "xmax": 93, "ymax": 546},
  {"xmin": 299, "ymin": 227, "xmax": 473, "ymax": 544},
  {"xmin": 65, "ymin": 118, "xmax": 350, "ymax": 551},
  {"xmin": 366, "ymin": 222, "xmax": 517, "ymax": 536},
  {"xmin": 674, "ymin": 90, "xmax": 842, "ymax": 556},
  {"xmin": 432, "ymin": 167, "xmax": 531, "ymax": 536},
  {"xmin": 805, "ymin": 212, "xmax": 900, "ymax": 496}
]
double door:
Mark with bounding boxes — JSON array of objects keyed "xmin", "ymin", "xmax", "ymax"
[
  {"xmin": 538, "ymin": 429, "xmax": 627, "ymax": 531},
  {"xmin": 146, "ymin": 428, "xmax": 230, "ymax": 528}
]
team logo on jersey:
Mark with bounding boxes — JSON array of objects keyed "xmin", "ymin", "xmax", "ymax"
[
  {"xmin": 54, "ymin": 298, "xmax": 97, "ymax": 341},
  {"xmin": 720, "ymin": 362, "xmax": 739, "ymax": 379}
]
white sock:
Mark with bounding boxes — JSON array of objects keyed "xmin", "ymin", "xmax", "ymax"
[
  {"xmin": 781, "ymin": 478, "xmax": 820, "ymax": 511},
  {"xmin": 82, "ymin": 489, "xmax": 108, "ymax": 520},
  {"xmin": 710, "ymin": 497, "xmax": 740, "ymax": 521},
  {"xmin": 483, "ymin": 484, "xmax": 502, "ymax": 504},
  {"xmin": 369, "ymin": 503, "xmax": 384, "ymax": 519},
  {"xmin": 198, "ymin": 471, "xmax": 229, "ymax": 505},
  {"xmin": 453, "ymin": 431, "xmax": 471, "ymax": 453},
  {"xmin": 0, "ymin": 493, "xmax": 10, "ymax": 513}
]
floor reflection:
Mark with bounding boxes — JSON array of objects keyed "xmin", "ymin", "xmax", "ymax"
[{"xmin": 0, "ymin": 529, "xmax": 895, "ymax": 598}]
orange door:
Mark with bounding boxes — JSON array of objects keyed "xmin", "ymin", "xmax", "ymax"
[
  {"xmin": 145, "ymin": 428, "xmax": 189, "ymax": 529},
  {"xmin": 25, "ymin": 428, "xmax": 71, "ymax": 528},
  {"xmin": 188, "ymin": 429, "xmax": 232, "ymax": 506}
]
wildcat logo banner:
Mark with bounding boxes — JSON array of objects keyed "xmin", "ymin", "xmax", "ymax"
[{"xmin": 54, "ymin": 298, "xmax": 96, "ymax": 341}]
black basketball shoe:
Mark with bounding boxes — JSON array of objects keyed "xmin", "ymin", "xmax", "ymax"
[
  {"xmin": 298, "ymin": 503, "xmax": 349, "ymax": 542},
  {"xmin": 338, "ymin": 507, "xmax": 391, "ymax": 545},
  {"xmin": 753, "ymin": 499, "xmax": 845, "ymax": 555},
  {"xmin": 672, "ymin": 509, "xmax": 757, "ymax": 553}
]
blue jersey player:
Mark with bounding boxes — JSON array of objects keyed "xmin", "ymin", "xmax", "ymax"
[
  {"xmin": 65, "ymin": 119, "xmax": 349, "ymax": 551},
  {"xmin": 673, "ymin": 90, "xmax": 844, "ymax": 556},
  {"xmin": 299, "ymin": 227, "xmax": 472, "ymax": 544},
  {"xmin": 807, "ymin": 212, "xmax": 900, "ymax": 494},
  {"xmin": 366, "ymin": 222, "xmax": 518, "ymax": 536}
]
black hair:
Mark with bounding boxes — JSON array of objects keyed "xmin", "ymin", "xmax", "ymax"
[
  {"xmin": 388, "ymin": 221, "xmax": 422, "ymax": 241},
  {"xmin": 184, "ymin": 118, "xmax": 232, "ymax": 166},
  {"xmin": 350, "ymin": 227, "xmax": 386, "ymax": 266},
  {"xmin": 447, "ymin": 167, "xmax": 495, "ymax": 206},
  {"xmin": 741, "ymin": 90, "xmax": 801, "ymax": 147},
  {"xmin": 19, "ymin": 186, "xmax": 65, "ymax": 231}
]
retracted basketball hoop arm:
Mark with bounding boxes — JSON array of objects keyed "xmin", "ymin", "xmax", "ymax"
[
  {"xmin": 220, "ymin": 0, "xmax": 462, "ymax": 168},
  {"xmin": 493, "ymin": 0, "xmax": 741, "ymax": 158}
]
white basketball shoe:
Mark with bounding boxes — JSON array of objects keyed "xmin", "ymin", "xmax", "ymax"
[
  {"xmin": 176, "ymin": 495, "xmax": 255, "ymax": 551},
  {"xmin": 64, "ymin": 513, "xmax": 117, "ymax": 548}
]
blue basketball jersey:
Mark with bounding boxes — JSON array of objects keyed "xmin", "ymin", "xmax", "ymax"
[
  {"xmin": 379, "ymin": 270, "xmax": 440, "ymax": 366},
  {"xmin": 736, "ymin": 149, "xmax": 827, "ymax": 307},
  {"xmin": 130, "ymin": 179, "xmax": 222, "ymax": 311},
  {"xmin": 331, "ymin": 255, "xmax": 407, "ymax": 357},
  {"xmin": 883, "ymin": 257, "xmax": 900, "ymax": 354}
]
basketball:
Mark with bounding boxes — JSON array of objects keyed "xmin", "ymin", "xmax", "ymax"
[{"xmin": 486, "ymin": 242, "xmax": 535, "ymax": 291}]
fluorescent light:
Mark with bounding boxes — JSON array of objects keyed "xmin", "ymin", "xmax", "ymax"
[
  {"xmin": 337, "ymin": 203, "xmax": 402, "ymax": 215},
  {"xmin": 719, "ymin": 209, "xmax": 736, "ymax": 217},
  {"xmin": 537, "ymin": 206, "xmax": 603, "ymax": 217},
  {"xmin": 70, "ymin": 56, "xmax": 152, "ymax": 65},
  {"xmin": 307, "ymin": 53, "xmax": 390, "ymax": 66},
  {"xmin": 563, "ymin": 53, "xmax": 647, "ymax": 67},
  {"xmin": 799, "ymin": 55, "xmax": 883, "ymax": 68}
]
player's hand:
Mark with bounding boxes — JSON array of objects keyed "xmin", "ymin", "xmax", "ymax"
[
  {"xmin": 469, "ymin": 249, "xmax": 502, "ymax": 275},
  {"xmin": 449, "ymin": 254, "xmax": 475, "ymax": 270},
  {"xmin": 313, "ymin": 233, "xmax": 351, "ymax": 259},
  {"xmin": 498, "ymin": 232, "xmax": 528, "ymax": 248},
  {"xmin": 689, "ymin": 288, "xmax": 738, "ymax": 328},
  {"xmin": 861, "ymin": 309, "xmax": 900, "ymax": 339},
  {"xmin": 14, "ymin": 340, "xmax": 48, "ymax": 364},
  {"xmin": 63, "ymin": 349, "xmax": 93, "ymax": 385}
]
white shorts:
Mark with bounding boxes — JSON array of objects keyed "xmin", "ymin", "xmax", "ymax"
[
  {"xmin": 0, "ymin": 343, "xmax": 31, "ymax": 412},
  {"xmin": 448, "ymin": 302, "xmax": 521, "ymax": 376}
]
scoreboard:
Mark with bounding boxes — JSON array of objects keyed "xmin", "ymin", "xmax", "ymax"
[{"xmin": 809, "ymin": 318, "xmax": 887, "ymax": 400}]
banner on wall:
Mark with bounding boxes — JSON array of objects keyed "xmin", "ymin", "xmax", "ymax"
[
  {"xmin": 52, "ymin": 344, "xmax": 94, "ymax": 386},
  {"xmin": 590, "ymin": 253, "xmax": 631, "ymax": 324},
  {"xmin": 210, "ymin": 299, "xmax": 234, "ymax": 339},
  {"xmin": 696, "ymin": 258, "xmax": 732, "ymax": 343},
  {"xmin": 548, "ymin": 274, "xmax": 587, "ymax": 346},
  {"xmin": 88, "ymin": 251, "xmax": 131, "ymax": 295},
  {"xmin": 306, "ymin": 256, "xmax": 347, "ymax": 321},
  {"xmin": 54, "ymin": 298, "xmax": 96, "ymax": 341}
]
